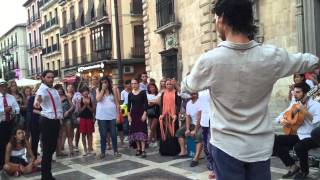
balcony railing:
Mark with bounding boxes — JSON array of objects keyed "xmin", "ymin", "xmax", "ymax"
[
  {"xmin": 52, "ymin": 43, "xmax": 58, "ymax": 51},
  {"xmin": 131, "ymin": 46, "xmax": 145, "ymax": 58},
  {"xmin": 47, "ymin": 46, "xmax": 52, "ymax": 54},
  {"xmin": 72, "ymin": 57, "xmax": 78, "ymax": 66},
  {"xmin": 42, "ymin": 44, "xmax": 59, "ymax": 55},
  {"xmin": 40, "ymin": 17, "xmax": 59, "ymax": 32},
  {"xmin": 63, "ymin": 53, "xmax": 109, "ymax": 69},
  {"xmin": 28, "ymin": 14, "xmax": 40, "ymax": 25},
  {"xmin": 60, "ymin": 26, "xmax": 68, "ymax": 36},
  {"xmin": 28, "ymin": 40, "xmax": 42, "ymax": 50}
]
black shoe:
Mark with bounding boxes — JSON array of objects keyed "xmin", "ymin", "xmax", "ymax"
[
  {"xmin": 294, "ymin": 172, "xmax": 308, "ymax": 180},
  {"xmin": 282, "ymin": 167, "xmax": 300, "ymax": 178},
  {"xmin": 190, "ymin": 160, "xmax": 199, "ymax": 167},
  {"xmin": 135, "ymin": 150, "xmax": 142, "ymax": 156},
  {"xmin": 141, "ymin": 151, "xmax": 147, "ymax": 158}
]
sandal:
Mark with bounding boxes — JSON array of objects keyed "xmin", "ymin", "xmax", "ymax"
[
  {"xmin": 141, "ymin": 151, "xmax": 147, "ymax": 158},
  {"xmin": 135, "ymin": 150, "xmax": 142, "ymax": 156},
  {"xmin": 178, "ymin": 153, "xmax": 188, "ymax": 158},
  {"xmin": 114, "ymin": 152, "xmax": 122, "ymax": 158},
  {"xmin": 190, "ymin": 160, "xmax": 199, "ymax": 167}
]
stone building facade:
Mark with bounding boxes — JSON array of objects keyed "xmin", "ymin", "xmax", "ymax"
[
  {"xmin": 59, "ymin": 0, "xmax": 145, "ymax": 86},
  {"xmin": 39, "ymin": 0, "xmax": 62, "ymax": 80},
  {"xmin": 144, "ymin": 0, "xmax": 319, "ymax": 102},
  {"xmin": 0, "ymin": 24, "xmax": 28, "ymax": 80},
  {"xmin": 23, "ymin": 0, "xmax": 43, "ymax": 78}
]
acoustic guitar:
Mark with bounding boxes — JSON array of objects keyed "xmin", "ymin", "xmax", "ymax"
[{"xmin": 282, "ymin": 84, "xmax": 320, "ymax": 135}]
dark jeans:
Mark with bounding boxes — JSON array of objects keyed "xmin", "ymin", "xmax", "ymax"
[
  {"xmin": 98, "ymin": 120, "xmax": 118, "ymax": 154},
  {"xmin": 123, "ymin": 117, "xmax": 129, "ymax": 136},
  {"xmin": 30, "ymin": 119, "xmax": 40, "ymax": 159},
  {"xmin": 210, "ymin": 145, "xmax": 271, "ymax": 180},
  {"xmin": 40, "ymin": 117, "xmax": 60, "ymax": 180},
  {"xmin": 273, "ymin": 134, "xmax": 320, "ymax": 174},
  {"xmin": 0, "ymin": 121, "xmax": 14, "ymax": 169},
  {"xmin": 202, "ymin": 127, "xmax": 214, "ymax": 171}
]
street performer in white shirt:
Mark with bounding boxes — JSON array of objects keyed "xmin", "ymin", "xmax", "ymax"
[
  {"xmin": 0, "ymin": 79, "xmax": 20, "ymax": 170},
  {"xmin": 34, "ymin": 70, "xmax": 63, "ymax": 180},
  {"xmin": 274, "ymin": 82, "xmax": 320, "ymax": 179}
]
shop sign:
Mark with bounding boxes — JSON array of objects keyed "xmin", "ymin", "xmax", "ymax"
[{"xmin": 78, "ymin": 62, "xmax": 104, "ymax": 72}]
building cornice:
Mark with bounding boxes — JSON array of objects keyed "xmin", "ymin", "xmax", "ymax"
[
  {"xmin": 0, "ymin": 24, "xmax": 27, "ymax": 39},
  {"xmin": 23, "ymin": 0, "xmax": 35, "ymax": 7}
]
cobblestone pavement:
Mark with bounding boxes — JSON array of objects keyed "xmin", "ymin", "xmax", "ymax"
[{"xmin": 0, "ymin": 100, "xmax": 319, "ymax": 180}]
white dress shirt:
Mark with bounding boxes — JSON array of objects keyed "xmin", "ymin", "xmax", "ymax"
[
  {"xmin": 36, "ymin": 83, "xmax": 63, "ymax": 119},
  {"xmin": 276, "ymin": 98, "xmax": 320, "ymax": 140},
  {"xmin": 121, "ymin": 90, "xmax": 129, "ymax": 104},
  {"xmin": 0, "ymin": 93, "xmax": 20, "ymax": 122}
]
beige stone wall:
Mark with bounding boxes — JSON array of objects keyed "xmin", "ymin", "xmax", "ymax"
[
  {"xmin": 144, "ymin": 0, "xmax": 217, "ymax": 82},
  {"xmin": 259, "ymin": 0, "xmax": 298, "ymax": 103},
  {"xmin": 143, "ymin": 0, "xmax": 165, "ymax": 80},
  {"xmin": 110, "ymin": 0, "xmax": 143, "ymax": 59}
]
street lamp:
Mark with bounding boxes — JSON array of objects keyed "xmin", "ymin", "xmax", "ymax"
[{"xmin": 1, "ymin": 51, "xmax": 13, "ymax": 81}]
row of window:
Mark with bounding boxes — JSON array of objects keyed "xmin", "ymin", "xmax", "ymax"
[{"xmin": 0, "ymin": 33, "xmax": 18, "ymax": 52}]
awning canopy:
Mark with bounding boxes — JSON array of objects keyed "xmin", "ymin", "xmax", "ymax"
[
  {"xmin": 16, "ymin": 78, "xmax": 41, "ymax": 87},
  {"xmin": 62, "ymin": 76, "xmax": 76, "ymax": 84}
]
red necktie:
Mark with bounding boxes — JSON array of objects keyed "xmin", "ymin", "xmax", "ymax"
[
  {"xmin": 3, "ymin": 95, "xmax": 11, "ymax": 121},
  {"xmin": 47, "ymin": 90, "xmax": 57, "ymax": 119}
]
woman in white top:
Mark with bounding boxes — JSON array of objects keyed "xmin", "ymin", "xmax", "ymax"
[
  {"xmin": 146, "ymin": 83, "xmax": 160, "ymax": 145},
  {"xmin": 96, "ymin": 76, "xmax": 121, "ymax": 158},
  {"xmin": 3, "ymin": 127, "xmax": 41, "ymax": 177}
]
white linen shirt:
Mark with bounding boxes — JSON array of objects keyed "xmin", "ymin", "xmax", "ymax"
[
  {"xmin": 0, "ymin": 93, "xmax": 20, "ymax": 122},
  {"xmin": 36, "ymin": 83, "xmax": 63, "ymax": 119},
  {"xmin": 198, "ymin": 90, "xmax": 213, "ymax": 127},
  {"xmin": 181, "ymin": 40, "xmax": 319, "ymax": 162},
  {"xmin": 275, "ymin": 98, "xmax": 320, "ymax": 140}
]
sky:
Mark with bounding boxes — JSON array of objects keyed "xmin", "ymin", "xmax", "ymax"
[{"xmin": 0, "ymin": 0, "xmax": 27, "ymax": 37}]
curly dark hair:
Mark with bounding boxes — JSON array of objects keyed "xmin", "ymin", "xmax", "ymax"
[
  {"xmin": 213, "ymin": 0, "xmax": 257, "ymax": 37},
  {"xmin": 294, "ymin": 82, "xmax": 311, "ymax": 95}
]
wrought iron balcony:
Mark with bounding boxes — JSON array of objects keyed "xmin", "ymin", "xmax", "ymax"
[{"xmin": 131, "ymin": 46, "xmax": 145, "ymax": 58}]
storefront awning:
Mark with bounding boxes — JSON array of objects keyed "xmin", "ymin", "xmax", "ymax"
[{"xmin": 62, "ymin": 76, "xmax": 76, "ymax": 84}]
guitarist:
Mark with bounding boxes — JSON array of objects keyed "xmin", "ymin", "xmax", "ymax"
[{"xmin": 274, "ymin": 82, "xmax": 320, "ymax": 179}]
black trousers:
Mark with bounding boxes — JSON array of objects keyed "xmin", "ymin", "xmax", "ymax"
[
  {"xmin": 30, "ymin": 119, "xmax": 40, "ymax": 159},
  {"xmin": 40, "ymin": 117, "xmax": 60, "ymax": 180},
  {"xmin": 0, "ymin": 121, "xmax": 14, "ymax": 169},
  {"xmin": 273, "ymin": 134, "xmax": 320, "ymax": 173}
]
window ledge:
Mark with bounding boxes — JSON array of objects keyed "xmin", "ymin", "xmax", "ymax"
[{"xmin": 155, "ymin": 21, "xmax": 181, "ymax": 34}]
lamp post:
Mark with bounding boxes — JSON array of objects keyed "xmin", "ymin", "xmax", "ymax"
[
  {"xmin": 1, "ymin": 51, "xmax": 12, "ymax": 81},
  {"xmin": 114, "ymin": 0, "xmax": 124, "ymax": 90}
]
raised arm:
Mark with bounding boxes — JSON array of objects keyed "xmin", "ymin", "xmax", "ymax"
[
  {"xmin": 96, "ymin": 88, "xmax": 105, "ymax": 102},
  {"xmin": 277, "ymin": 48, "xmax": 319, "ymax": 78}
]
